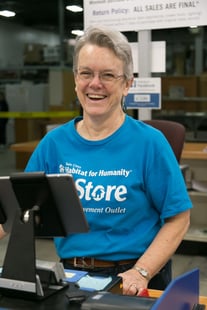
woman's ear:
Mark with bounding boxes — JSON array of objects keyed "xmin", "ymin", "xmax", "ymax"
[
  {"xmin": 123, "ymin": 77, "xmax": 134, "ymax": 97},
  {"xmin": 74, "ymin": 75, "xmax": 78, "ymax": 93}
]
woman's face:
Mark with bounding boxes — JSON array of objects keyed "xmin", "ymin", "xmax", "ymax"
[{"xmin": 74, "ymin": 44, "xmax": 133, "ymax": 117}]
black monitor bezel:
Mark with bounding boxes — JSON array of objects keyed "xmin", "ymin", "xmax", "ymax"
[{"xmin": 0, "ymin": 172, "xmax": 89, "ymax": 237}]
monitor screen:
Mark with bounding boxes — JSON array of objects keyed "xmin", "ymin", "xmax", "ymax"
[{"xmin": 0, "ymin": 172, "xmax": 89, "ymax": 237}]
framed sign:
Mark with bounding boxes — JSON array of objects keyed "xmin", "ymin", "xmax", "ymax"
[
  {"xmin": 125, "ymin": 78, "xmax": 161, "ymax": 109},
  {"xmin": 84, "ymin": 0, "xmax": 207, "ymax": 31}
]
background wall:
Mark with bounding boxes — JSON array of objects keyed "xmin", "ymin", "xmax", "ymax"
[{"xmin": 0, "ymin": 20, "xmax": 59, "ymax": 67}]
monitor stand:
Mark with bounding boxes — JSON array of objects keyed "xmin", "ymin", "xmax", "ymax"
[{"xmin": 0, "ymin": 209, "xmax": 68, "ymax": 300}]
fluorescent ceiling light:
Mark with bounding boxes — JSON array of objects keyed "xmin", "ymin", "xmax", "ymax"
[
  {"xmin": 71, "ymin": 29, "xmax": 84, "ymax": 36},
  {"xmin": 0, "ymin": 10, "xmax": 16, "ymax": 17},
  {"xmin": 189, "ymin": 26, "xmax": 200, "ymax": 35},
  {"xmin": 66, "ymin": 5, "xmax": 83, "ymax": 12}
]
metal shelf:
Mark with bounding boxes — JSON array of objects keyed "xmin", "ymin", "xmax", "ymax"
[
  {"xmin": 184, "ymin": 226, "xmax": 207, "ymax": 243},
  {"xmin": 189, "ymin": 190, "xmax": 207, "ymax": 198}
]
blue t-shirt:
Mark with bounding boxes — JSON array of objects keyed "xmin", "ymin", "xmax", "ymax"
[{"xmin": 25, "ymin": 115, "xmax": 192, "ymax": 260}]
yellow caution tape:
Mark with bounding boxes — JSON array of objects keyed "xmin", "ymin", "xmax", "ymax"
[{"xmin": 0, "ymin": 111, "xmax": 79, "ymax": 118}]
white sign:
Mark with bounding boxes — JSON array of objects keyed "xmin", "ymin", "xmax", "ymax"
[
  {"xmin": 125, "ymin": 78, "xmax": 161, "ymax": 109},
  {"xmin": 84, "ymin": 0, "xmax": 207, "ymax": 31},
  {"xmin": 130, "ymin": 42, "xmax": 166, "ymax": 73}
]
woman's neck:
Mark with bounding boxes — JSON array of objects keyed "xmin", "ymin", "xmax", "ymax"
[{"xmin": 76, "ymin": 111, "xmax": 126, "ymax": 140}]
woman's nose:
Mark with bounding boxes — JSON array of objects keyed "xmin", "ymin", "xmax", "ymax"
[{"xmin": 89, "ymin": 73, "xmax": 103, "ymax": 86}]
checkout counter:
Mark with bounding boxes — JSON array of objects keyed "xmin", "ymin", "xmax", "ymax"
[
  {"xmin": 9, "ymin": 141, "xmax": 207, "ymax": 170},
  {"xmin": 0, "ymin": 269, "xmax": 206, "ymax": 309}
]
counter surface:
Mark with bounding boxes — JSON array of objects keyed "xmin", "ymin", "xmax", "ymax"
[{"xmin": 10, "ymin": 141, "xmax": 207, "ymax": 160}]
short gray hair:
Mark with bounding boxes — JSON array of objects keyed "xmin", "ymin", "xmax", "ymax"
[{"xmin": 73, "ymin": 26, "xmax": 134, "ymax": 80}]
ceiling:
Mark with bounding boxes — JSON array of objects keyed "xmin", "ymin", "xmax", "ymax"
[
  {"xmin": 0, "ymin": 0, "xmax": 84, "ymax": 38},
  {"xmin": 0, "ymin": 0, "xmax": 140, "ymax": 41}
]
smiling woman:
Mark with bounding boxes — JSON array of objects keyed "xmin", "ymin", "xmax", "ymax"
[
  {"xmin": 24, "ymin": 26, "xmax": 192, "ymax": 297},
  {"xmin": 73, "ymin": 42, "xmax": 132, "ymax": 129}
]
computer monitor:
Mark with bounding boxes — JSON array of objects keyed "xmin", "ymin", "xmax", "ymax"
[
  {"xmin": 9, "ymin": 172, "xmax": 89, "ymax": 236},
  {"xmin": 0, "ymin": 172, "xmax": 89, "ymax": 300}
]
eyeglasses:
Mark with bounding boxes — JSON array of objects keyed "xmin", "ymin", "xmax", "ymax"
[{"xmin": 76, "ymin": 69, "xmax": 125, "ymax": 84}]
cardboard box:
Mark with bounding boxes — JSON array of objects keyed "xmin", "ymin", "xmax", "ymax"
[
  {"xmin": 49, "ymin": 69, "xmax": 77, "ymax": 110},
  {"xmin": 43, "ymin": 46, "xmax": 60, "ymax": 63},
  {"xmin": 24, "ymin": 43, "xmax": 44, "ymax": 64},
  {"xmin": 161, "ymin": 76, "xmax": 198, "ymax": 111}
]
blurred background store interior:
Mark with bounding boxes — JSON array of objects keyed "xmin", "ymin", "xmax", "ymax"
[{"xmin": 0, "ymin": 0, "xmax": 207, "ymax": 297}]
